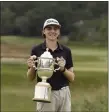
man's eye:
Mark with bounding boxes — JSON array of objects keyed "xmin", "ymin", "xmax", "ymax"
[
  {"xmin": 47, "ymin": 27, "xmax": 51, "ymax": 30},
  {"xmin": 54, "ymin": 27, "xmax": 57, "ymax": 30},
  {"xmin": 46, "ymin": 26, "xmax": 58, "ymax": 30}
]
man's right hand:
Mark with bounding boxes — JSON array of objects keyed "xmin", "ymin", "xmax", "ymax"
[{"xmin": 27, "ymin": 55, "xmax": 37, "ymax": 68}]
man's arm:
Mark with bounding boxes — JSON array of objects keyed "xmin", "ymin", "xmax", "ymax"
[
  {"xmin": 27, "ymin": 55, "xmax": 37, "ymax": 81},
  {"xmin": 27, "ymin": 67, "xmax": 36, "ymax": 81},
  {"xmin": 62, "ymin": 67, "xmax": 75, "ymax": 83},
  {"xmin": 57, "ymin": 56, "xmax": 75, "ymax": 83}
]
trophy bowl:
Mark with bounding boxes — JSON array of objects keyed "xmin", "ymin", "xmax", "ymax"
[
  {"xmin": 36, "ymin": 57, "xmax": 55, "ymax": 78},
  {"xmin": 32, "ymin": 48, "xmax": 60, "ymax": 103}
]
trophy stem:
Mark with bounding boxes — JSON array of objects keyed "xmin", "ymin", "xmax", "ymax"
[{"xmin": 42, "ymin": 76, "xmax": 48, "ymax": 82}]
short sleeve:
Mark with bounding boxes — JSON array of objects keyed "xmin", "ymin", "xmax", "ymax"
[
  {"xmin": 31, "ymin": 46, "xmax": 36, "ymax": 56},
  {"xmin": 65, "ymin": 49, "xmax": 73, "ymax": 69}
]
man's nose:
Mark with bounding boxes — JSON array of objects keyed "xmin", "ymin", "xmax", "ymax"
[{"xmin": 50, "ymin": 28, "xmax": 55, "ymax": 32}]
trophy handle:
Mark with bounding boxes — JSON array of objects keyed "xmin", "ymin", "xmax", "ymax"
[
  {"xmin": 54, "ymin": 62, "xmax": 60, "ymax": 72},
  {"xmin": 33, "ymin": 60, "xmax": 38, "ymax": 70}
]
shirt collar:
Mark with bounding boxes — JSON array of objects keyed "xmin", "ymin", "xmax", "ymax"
[{"xmin": 42, "ymin": 41, "xmax": 63, "ymax": 51}]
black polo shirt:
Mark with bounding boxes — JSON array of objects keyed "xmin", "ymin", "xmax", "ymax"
[{"xmin": 30, "ymin": 41, "xmax": 73, "ymax": 90}]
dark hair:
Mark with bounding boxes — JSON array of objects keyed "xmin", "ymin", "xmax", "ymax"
[{"xmin": 42, "ymin": 33, "xmax": 46, "ymax": 38}]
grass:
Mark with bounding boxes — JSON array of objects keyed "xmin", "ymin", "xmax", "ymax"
[
  {"xmin": 1, "ymin": 36, "xmax": 108, "ymax": 112},
  {"xmin": 1, "ymin": 63, "xmax": 108, "ymax": 112}
]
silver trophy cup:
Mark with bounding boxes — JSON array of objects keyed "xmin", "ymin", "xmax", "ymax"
[{"xmin": 32, "ymin": 48, "xmax": 60, "ymax": 103}]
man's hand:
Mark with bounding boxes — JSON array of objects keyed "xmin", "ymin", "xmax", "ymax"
[
  {"xmin": 27, "ymin": 55, "xmax": 37, "ymax": 81},
  {"xmin": 27, "ymin": 55, "xmax": 37, "ymax": 69},
  {"xmin": 57, "ymin": 56, "xmax": 66, "ymax": 71}
]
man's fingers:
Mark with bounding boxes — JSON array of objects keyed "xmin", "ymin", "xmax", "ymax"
[
  {"xmin": 30, "ymin": 55, "xmax": 37, "ymax": 60},
  {"xmin": 57, "ymin": 57, "xmax": 60, "ymax": 61},
  {"xmin": 58, "ymin": 60, "xmax": 65, "ymax": 65},
  {"xmin": 27, "ymin": 57, "xmax": 35, "ymax": 67},
  {"xmin": 60, "ymin": 56, "xmax": 64, "ymax": 59}
]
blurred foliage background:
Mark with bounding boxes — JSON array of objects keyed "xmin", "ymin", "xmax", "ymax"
[
  {"xmin": 1, "ymin": 1, "xmax": 108, "ymax": 112},
  {"xmin": 1, "ymin": 1, "xmax": 108, "ymax": 45}
]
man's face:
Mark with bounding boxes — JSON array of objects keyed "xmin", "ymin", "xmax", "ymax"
[{"xmin": 43, "ymin": 25, "xmax": 60, "ymax": 41}]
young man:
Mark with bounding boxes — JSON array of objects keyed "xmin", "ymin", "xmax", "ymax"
[{"xmin": 27, "ymin": 18, "xmax": 75, "ymax": 112}]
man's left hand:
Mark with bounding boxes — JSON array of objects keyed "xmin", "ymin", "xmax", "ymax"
[{"xmin": 57, "ymin": 56, "xmax": 66, "ymax": 71}]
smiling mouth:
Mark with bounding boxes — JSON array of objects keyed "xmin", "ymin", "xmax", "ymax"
[{"xmin": 50, "ymin": 35, "xmax": 55, "ymax": 37}]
